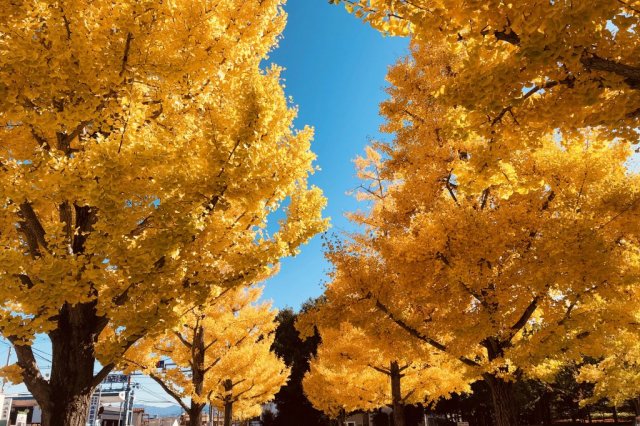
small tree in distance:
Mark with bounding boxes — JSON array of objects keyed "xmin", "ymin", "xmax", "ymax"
[{"xmin": 123, "ymin": 286, "xmax": 289, "ymax": 426}]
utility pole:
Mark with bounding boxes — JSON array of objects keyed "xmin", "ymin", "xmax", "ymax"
[{"xmin": 121, "ymin": 375, "xmax": 132, "ymax": 426}]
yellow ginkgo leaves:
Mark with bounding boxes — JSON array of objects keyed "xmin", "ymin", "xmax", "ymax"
[{"xmin": 0, "ymin": 1, "xmax": 326, "ymax": 424}]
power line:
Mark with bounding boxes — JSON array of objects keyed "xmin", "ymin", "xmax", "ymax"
[
  {"xmin": 138, "ymin": 385, "xmax": 180, "ymax": 404},
  {"xmin": 32, "ymin": 346, "xmax": 52, "ymax": 358}
]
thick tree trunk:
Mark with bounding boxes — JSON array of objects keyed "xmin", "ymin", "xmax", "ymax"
[
  {"xmin": 40, "ymin": 393, "xmax": 92, "ymax": 426},
  {"xmin": 31, "ymin": 302, "xmax": 107, "ymax": 426},
  {"xmin": 483, "ymin": 374, "xmax": 518, "ymax": 426},
  {"xmin": 390, "ymin": 361, "xmax": 405, "ymax": 426},
  {"xmin": 15, "ymin": 206, "xmax": 109, "ymax": 426}
]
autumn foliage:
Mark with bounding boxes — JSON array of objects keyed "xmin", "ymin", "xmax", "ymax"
[
  {"xmin": 123, "ymin": 286, "xmax": 289, "ymax": 426},
  {"xmin": 301, "ymin": 3, "xmax": 640, "ymax": 425},
  {"xmin": 0, "ymin": 1, "xmax": 325, "ymax": 425},
  {"xmin": 1, "ymin": 0, "xmax": 639, "ymax": 425}
]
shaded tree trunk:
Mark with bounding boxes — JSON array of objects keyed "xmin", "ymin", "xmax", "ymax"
[
  {"xmin": 224, "ymin": 379, "xmax": 234, "ymax": 426},
  {"xmin": 189, "ymin": 401, "xmax": 206, "ymax": 426},
  {"xmin": 338, "ymin": 409, "xmax": 346, "ymax": 426},
  {"xmin": 390, "ymin": 361, "xmax": 405, "ymax": 426},
  {"xmin": 481, "ymin": 338, "xmax": 518, "ymax": 426},
  {"xmin": 483, "ymin": 374, "xmax": 518, "ymax": 426},
  {"xmin": 40, "ymin": 393, "xmax": 92, "ymax": 426},
  {"xmin": 35, "ymin": 302, "xmax": 108, "ymax": 426},
  {"xmin": 189, "ymin": 325, "xmax": 207, "ymax": 426}
]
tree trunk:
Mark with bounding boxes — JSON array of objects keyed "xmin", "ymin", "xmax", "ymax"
[
  {"xmin": 223, "ymin": 379, "xmax": 233, "ymax": 426},
  {"xmin": 40, "ymin": 393, "xmax": 92, "ymax": 426},
  {"xmin": 483, "ymin": 374, "xmax": 518, "ymax": 426},
  {"xmin": 613, "ymin": 406, "xmax": 619, "ymax": 425},
  {"xmin": 224, "ymin": 400, "xmax": 233, "ymax": 426},
  {"xmin": 35, "ymin": 302, "xmax": 106, "ymax": 426},
  {"xmin": 338, "ymin": 409, "xmax": 346, "ymax": 426},
  {"xmin": 15, "ymin": 206, "xmax": 110, "ymax": 426},
  {"xmin": 390, "ymin": 361, "xmax": 405, "ymax": 426},
  {"xmin": 632, "ymin": 396, "xmax": 640, "ymax": 416},
  {"xmin": 189, "ymin": 402, "xmax": 206, "ymax": 426},
  {"xmin": 189, "ymin": 325, "xmax": 206, "ymax": 426}
]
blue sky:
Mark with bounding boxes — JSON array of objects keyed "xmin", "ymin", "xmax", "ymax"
[
  {"xmin": 262, "ymin": 0, "xmax": 407, "ymax": 310},
  {"xmin": 2, "ymin": 0, "xmax": 408, "ymax": 406}
]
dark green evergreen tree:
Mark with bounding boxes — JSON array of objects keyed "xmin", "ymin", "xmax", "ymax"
[{"xmin": 270, "ymin": 305, "xmax": 328, "ymax": 426}]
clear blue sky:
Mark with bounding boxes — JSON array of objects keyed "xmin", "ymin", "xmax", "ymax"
[
  {"xmin": 262, "ymin": 0, "xmax": 407, "ymax": 310},
  {"xmin": 2, "ymin": 0, "xmax": 408, "ymax": 406}
]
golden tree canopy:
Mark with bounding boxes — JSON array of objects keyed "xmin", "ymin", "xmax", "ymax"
[
  {"xmin": 333, "ymin": 0, "xmax": 640, "ymax": 145},
  {"xmin": 0, "ymin": 0, "xmax": 326, "ymax": 417},
  {"xmin": 303, "ymin": 322, "xmax": 469, "ymax": 418},
  {"xmin": 124, "ymin": 286, "xmax": 289, "ymax": 421},
  {"xmin": 311, "ymin": 37, "xmax": 640, "ymax": 425}
]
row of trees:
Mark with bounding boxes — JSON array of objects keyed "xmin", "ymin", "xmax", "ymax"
[
  {"xmin": 300, "ymin": 1, "xmax": 640, "ymax": 426},
  {"xmin": 0, "ymin": 1, "xmax": 327, "ymax": 425}
]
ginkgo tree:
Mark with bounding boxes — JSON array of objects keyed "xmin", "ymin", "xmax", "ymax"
[
  {"xmin": 123, "ymin": 286, "xmax": 289, "ymax": 426},
  {"xmin": 332, "ymin": 0, "xmax": 640, "ymax": 148},
  {"xmin": 0, "ymin": 1, "xmax": 326, "ymax": 425},
  {"xmin": 314, "ymin": 41, "xmax": 640, "ymax": 426},
  {"xmin": 301, "ymin": 322, "xmax": 469, "ymax": 426}
]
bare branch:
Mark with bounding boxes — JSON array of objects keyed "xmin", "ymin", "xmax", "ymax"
[
  {"xmin": 174, "ymin": 331, "xmax": 192, "ymax": 349},
  {"xmin": 505, "ymin": 295, "xmax": 541, "ymax": 343},
  {"xmin": 119, "ymin": 32, "xmax": 133, "ymax": 77}
]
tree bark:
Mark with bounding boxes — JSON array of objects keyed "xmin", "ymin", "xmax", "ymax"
[
  {"xmin": 189, "ymin": 402, "xmax": 205, "ymax": 426},
  {"xmin": 189, "ymin": 324, "xmax": 206, "ymax": 426},
  {"xmin": 223, "ymin": 379, "xmax": 233, "ymax": 426},
  {"xmin": 40, "ymin": 393, "xmax": 92, "ymax": 426},
  {"xmin": 390, "ymin": 361, "xmax": 405, "ymax": 426},
  {"xmin": 32, "ymin": 302, "xmax": 107, "ymax": 426},
  {"xmin": 483, "ymin": 374, "xmax": 518, "ymax": 426}
]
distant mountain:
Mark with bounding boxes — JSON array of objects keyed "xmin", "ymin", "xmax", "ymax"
[{"xmin": 134, "ymin": 404, "xmax": 182, "ymax": 417}]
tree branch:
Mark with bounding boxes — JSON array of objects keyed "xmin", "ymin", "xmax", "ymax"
[
  {"xmin": 173, "ymin": 331, "xmax": 192, "ymax": 349},
  {"xmin": 18, "ymin": 202, "xmax": 49, "ymax": 257},
  {"xmin": 505, "ymin": 295, "xmax": 541, "ymax": 342},
  {"xmin": 370, "ymin": 295, "xmax": 480, "ymax": 368},
  {"xmin": 8, "ymin": 340, "xmax": 50, "ymax": 403},
  {"xmin": 494, "ymin": 29, "xmax": 520, "ymax": 45},
  {"xmin": 581, "ymin": 53, "xmax": 640, "ymax": 89},
  {"xmin": 119, "ymin": 32, "xmax": 133, "ymax": 77},
  {"xmin": 368, "ymin": 364, "xmax": 391, "ymax": 376},
  {"xmin": 149, "ymin": 372, "xmax": 190, "ymax": 412}
]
